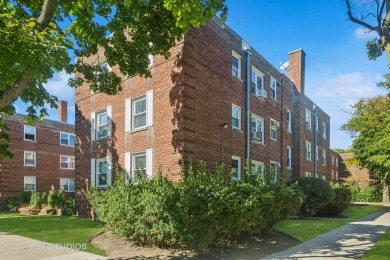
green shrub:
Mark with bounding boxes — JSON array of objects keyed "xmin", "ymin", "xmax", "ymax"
[
  {"xmin": 316, "ymin": 186, "xmax": 352, "ymax": 217},
  {"xmin": 288, "ymin": 177, "xmax": 335, "ymax": 217},
  {"xmin": 348, "ymin": 184, "xmax": 382, "ymax": 202},
  {"xmin": 86, "ymin": 165, "xmax": 302, "ymax": 251},
  {"xmin": 48, "ymin": 188, "xmax": 66, "ymax": 209},
  {"xmin": 19, "ymin": 190, "xmax": 32, "ymax": 206},
  {"xmin": 6, "ymin": 196, "xmax": 20, "ymax": 211},
  {"xmin": 29, "ymin": 192, "xmax": 46, "ymax": 209}
]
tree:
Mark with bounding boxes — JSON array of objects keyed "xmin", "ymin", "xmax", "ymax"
[
  {"xmin": 345, "ymin": 0, "xmax": 390, "ymax": 65},
  {"xmin": 342, "ymin": 96, "xmax": 390, "ymax": 202},
  {"xmin": 0, "ymin": 0, "xmax": 227, "ymax": 158}
]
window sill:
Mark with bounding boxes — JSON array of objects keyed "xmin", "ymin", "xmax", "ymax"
[
  {"xmin": 94, "ymin": 136, "xmax": 111, "ymax": 141},
  {"xmin": 251, "ymin": 139, "xmax": 265, "ymax": 146},
  {"xmin": 232, "ymin": 128, "xmax": 243, "ymax": 133},
  {"xmin": 270, "ymin": 138, "xmax": 278, "ymax": 142},
  {"xmin": 129, "ymin": 126, "xmax": 149, "ymax": 134},
  {"xmin": 24, "ymin": 139, "xmax": 36, "ymax": 142},
  {"xmin": 251, "ymin": 93, "xmax": 266, "ymax": 100},
  {"xmin": 287, "ymin": 130, "xmax": 292, "ymax": 134},
  {"xmin": 232, "ymin": 75, "xmax": 243, "ymax": 82},
  {"xmin": 24, "ymin": 165, "xmax": 36, "ymax": 168},
  {"xmin": 287, "ymin": 167, "xmax": 292, "ymax": 170},
  {"xmin": 60, "ymin": 168, "xmax": 75, "ymax": 171}
]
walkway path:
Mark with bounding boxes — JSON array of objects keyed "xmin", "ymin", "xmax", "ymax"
[
  {"xmin": 265, "ymin": 207, "xmax": 390, "ymax": 259},
  {"xmin": 0, "ymin": 232, "xmax": 106, "ymax": 260}
]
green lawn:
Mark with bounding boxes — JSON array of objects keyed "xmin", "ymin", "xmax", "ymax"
[
  {"xmin": 0, "ymin": 212, "xmax": 106, "ymax": 255},
  {"xmin": 273, "ymin": 205, "xmax": 384, "ymax": 242},
  {"xmin": 363, "ymin": 227, "xmax": 390, "ymax": 259}
]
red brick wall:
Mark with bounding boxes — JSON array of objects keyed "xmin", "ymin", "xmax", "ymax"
[{"xmin": 0, "ymin": 114, "xmax": 75, "ymax": 203}]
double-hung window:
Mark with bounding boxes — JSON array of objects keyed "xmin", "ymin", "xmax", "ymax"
[
  {"xmin": 251, "ymin": 67, "xmax": 265, "ymax": 97},
  {"xmin": 231, "ymin": 156, "xmax": 241, "ymax": 181},
  {"xmin": 336, "ymin": 158, "xmax": 339, "ymax": 167},
  {"xmin": 287, "ymin": 109, "xmax": 292, "ymax": 133},
  {"xmin": 232, "ymin": 51, "xmax": 241, "ymax": 79},
  {"xmin": 60, "ymin": 155, "xmax": 75, "ymax": 170},
  {"xmin": 24, "ymin": 126, "xmax": 36, "ymax": 141},
  {"xmin": 97, "ymin": 158, "xmax": 108, "ymax": 187},
  {"xmin": 251, "ymin": 161, "xmax": 264, "ymax": 177},
  {"xmin": 251, "ymin": 115, "xmax": 264, "ymax": 143},
  {"xmin": 270, "ymin": 161, "xmax": 278, "ymax": 182},
  {"xmin": 287, "ymin": 146, "xmax": 292, "ymax": 169},
  {"xmin": 132, "ymin": 153, "xmax": 146, "ymax": 183},
  {"xmin": 305, "ymin": 109, "xmax": 312, "ymax": 130},
  {"xmin": 97, "ymin": 110, "xmax": 108, "ymax": 139},
  {"xmin": 270, "ymin": 78, "xmax": 277, "ymax": 100},
  {"xmin": 270, "ymin": 119, "xmax": 278, "ymax": 141},
  {"xmin": 24, "ymin": 176, "xmax": 36, "ymax": 191},
  {"xmin": 60, "ymin": 132, "xmax": 75, "ymax": 146},
  {"xmin": 306, "ymin": 141, "xmax": 312, "ymax": 161},
  {"xmin": 24, "ymin": 151, "xmax": 36, "ymax": 167},
  {"xmin": 305, "ymin": 172, "xmax": 312, "ymax": 177},
  {"xmin": 60, "ymin": 178, "xmax": 75, "ymax": 192},
  {"xmin": 232, "ymin": 105, "xmax": 241, "ymax": 130},
  {"xmin": 322, "ymin": 149, "xmax": 326, "ymax": 166},
  {"xmin": 133, "ymin": 96, "xmax": 147, "ymax": 129},
  {"xmin": 322, "ymin": 122, "xmax": 327, "ymax": 139}
]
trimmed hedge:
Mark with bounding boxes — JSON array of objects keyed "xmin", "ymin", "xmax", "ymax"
[
  {"xmin": 288, "ymin": 177, "xmax": 334, "ymax": 217},
  {"xmin": 316, "ymin": 186, "xmax": 352, "ymax": 217},
  {"xmin": 86, "ymin": 166, "xmax": 303, "ymax": 251}
]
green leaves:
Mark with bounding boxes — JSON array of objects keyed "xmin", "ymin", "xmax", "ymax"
[{"xmin": 366, "ymin": 38, "xmax": 384, "ymax": 60}]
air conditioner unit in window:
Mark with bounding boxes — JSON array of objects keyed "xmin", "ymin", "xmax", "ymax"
[
  {"xmin": 276, "ymin": 121, "xmax": 280, "ymax": 127},
  {"xmin": 262, "ymin": 89, "xmax": 267, "ymax": 97},
  {"xmin": 305, "ymin": 121, "xmax": 310, "ymax": 127},
  {"xmin": 251, "ymin": 130, "xmax": 257, "ymax": 139}
]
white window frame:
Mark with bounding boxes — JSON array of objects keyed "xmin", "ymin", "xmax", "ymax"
[
  {"xmin": 24, "ymin": 176, "xmax": 36, "ymax": 191},
  {"xmin": 97, "ymin": 110, "xmax": 109, "ymax": 139},
  {"xmin": 232, "ymin": 50, "xmax": 242, "ymax": 79},
  {"xmin": 322, "ymin": 149, "xmax": 326, "ymax": 166},
  {"xmin": 132, "ymin": 95, "xmax": 147, "ymax": 130},
  {"xmin": 270, "ymin": 77, "xmax": 277, "ymax": 100},
  {"xmin": 251, "ymin": 115, "xmax": 264, "ymax": 144},
  {"xmin": 336, "ymin": 158, "xmax": 339, "ymax": 167},
  {"xmin": 251, "ymin": 160, "xmax": 264, "ymax": 177},
  {"xmin": 96, "ymin": 158, "xmax": 109, "ymax": 188},
  {"xmin": 316, "ymin": 146, "xmax": 319, "ymax": 161},
  {"xmin": 305, "ymin": 109, "xmax": 312, "ymax": 130},
  {"xmin": 322, "ymin": 122, "xmax": 327, "ymax": 139},
  {"xmin": 306, "ymin": 141, "xmax": 312, "ymax": 161},
  {"xmin": 316, "ymin": 116, "xmax": 319, "ymax": 131},
  {"xmin": 131, "ymin": 152, "xmax": 147, "ymax": 183},
  {"xmin": 332, "ymin": 170, "xmax": 334, "ymax": 179},
  {"xmin": 24, "ymin": 125, "xmax": 36, "ymax": 142},
  {"xmin": 232, "ymin": 104, "xmax": 241, "ymax": 130},
  {"xmin": 305, "ymin": 172, "xmax": 312, "ymax": 177},
  {"xmin": 287, "ymin": 146, "xmax": 292, "ymax": 169},
  {"xmin": 24, "ymin": 151, "xmax": 36, "ymax": 167},
  {"xmin": 287, "ymin": 109, "xmax": 292, "ymax": 133},
  {"xmin": 60, "ymin": 132, "xmax": 75, "ymax": 147},
  {"xmin": 270, "ymin": 161, "xmax": 278, "ymax": 182},
  {"xmin": 232, "ymin": 156, "xmax": 241, "ymax": 181},
  {"xmin": 60, "ymin": 155, "xmax": 75, "ymax": 170},
  {"xmin": 332, "ymin": 156, "xmax": 334, "ymax": 165},
  {"xmin": 270, "ymin": 118, "xmax": 278, "ymax": 141},
  {"xmin": 60, "ymin": 178, "xmax": 75, "ymax": 192},
  {"xmin": 251, "ymin": 66, "xmax": 265, "ymax": 97},
  {"xmin": 336, "ymin": 171, "xmax": 339, "ymax": 180}
]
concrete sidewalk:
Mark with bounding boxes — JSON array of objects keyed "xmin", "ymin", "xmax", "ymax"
[
  {"xmin": 265, "ymin": 206, "xmax": 390, "ymax": 259},
  {"xmin": 0, "ymin": 232, "xmax": 107, "ymax": 260}
]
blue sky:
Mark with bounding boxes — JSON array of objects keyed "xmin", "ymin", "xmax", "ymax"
[{"xmin": 15, "ymin": 0, "xmax": 388, "ymax": 149}]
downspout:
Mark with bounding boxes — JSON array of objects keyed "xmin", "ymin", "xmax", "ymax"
[
  {"xmin": 244, "ymin": 49, "xmax": 252, "ymax": 163},
  {"xmin": 314, "ymin": 106, "xmax": 318, "ymax": 178},
  {"xmin": 280, "ymin": 73, "xmax": 283, "ymax": 177}
]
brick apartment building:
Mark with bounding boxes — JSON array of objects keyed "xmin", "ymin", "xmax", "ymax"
[
  {"xmin": 75, "ymin": 18, "xmax": 336, "ymax": 215},
  {"xmin": 330, "ymin": 150, "xmax": 342, "ymax": 184},
  {"xmin": 338, "ymin": 153, "xmax": 371, "ymax": 187},
  {"xmin": 0, "ymin": 101, "xmax": 75, "ymax": 205}
]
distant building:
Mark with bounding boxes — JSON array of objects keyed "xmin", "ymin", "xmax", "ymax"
[
  {"xmin": 75, "ymin": 18, "xmax": 334, "ymax": 216},
  {"xmin": 339, "ymin": 153, "xmax": 371, "ymax": 187},
  {"xmin": 0, "ymin": 101, "xmax": 75, "ymax": 205}
]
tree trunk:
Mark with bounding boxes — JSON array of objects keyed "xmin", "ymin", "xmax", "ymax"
[
  {"xmin": 0, "ymin": 74, "xmax": 34, "ymax": 112},
  {"xmin": 383, "ymin": 184, "xmax": 390, "ymax": 202}
]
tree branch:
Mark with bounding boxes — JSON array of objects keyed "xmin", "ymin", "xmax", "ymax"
[
  {"xmin": 379, "ymin": 0, "xmax": 386, "ymax": 30},
  {"xmin": 35, "ymin": 0, "xmax": 57, "ymax": 35},
  {"xmin": 0, "ymin": 75, "xmax": 34, "ymax": 111},
  {"xmin": 346, "ymin": 0, "xmax": 380, "ymax": 33}
]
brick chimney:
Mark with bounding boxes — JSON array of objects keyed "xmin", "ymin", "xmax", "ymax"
[
  {"xmin": 288, "ymin": 49, "xmax": 306, "ymax": 94},
  {"xmin": 58, "ymin": 100, "xmax": 68, "ymax": 123}
]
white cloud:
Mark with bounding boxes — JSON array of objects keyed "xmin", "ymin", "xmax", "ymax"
[
  {"xmin": 354, "ymin": 27, "xmax": 377, "ymax": 39},
  {"xmin": 308, "ymin": 72, "xmax": 387, "ymax": 149},
  {"xmin": 44, "ymin": 70, "xmax": 74, "ymax": 102},
  {"xmin": 313, "ymin": 72, "xmax": 384, "ymax": 99}
]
